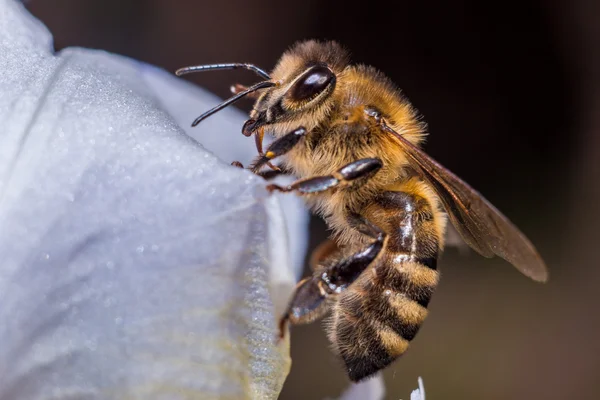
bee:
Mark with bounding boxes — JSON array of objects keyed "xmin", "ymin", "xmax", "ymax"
[{"xmin": 176, "ymin": 40, "xmax": 548, "ymax": 382}]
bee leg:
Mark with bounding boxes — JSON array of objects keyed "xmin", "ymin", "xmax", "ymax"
[
  {"xmin": 253, "ymin": 127, "xmax": 279, "ymax": 171},
  {"xmin": 230, "ymin": 83, "xmax": 260, "ymax": 99},
  {"xmin": 231, "ymin": 161, "xmax": 292, "ymax": 181},
  {"xmin": 279, "ymin": 214, "xmax": 385, "ymax": 337},
  {"xmin": 278, "ymin": 276, "xmax": 331, "ymax": 338},
  {"xmin": 319, "ymin": 214, "xmax": 385, "ymax": 292},
  {"xmin": 256, "ymin": 167, "xmax": 293, "ymax": 181},
  {"xmin": 250, "ymin": 127, "xmax": 308, "ymax": 173},
  {"xmin": 230, "ymin": 83, "xmax": 248, "ymax": 94},
  {"xmin": 310, "ymin": 239, "xmax": 340, "ymax": 271},
  {"xmin": 267, "ymin": 158, "xmax": 382, "ymax": 194}
]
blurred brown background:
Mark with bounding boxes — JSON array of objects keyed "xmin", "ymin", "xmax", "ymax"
[{"xmin": 26, "ymin": 0, "xmax": 600, "ymax": 399}]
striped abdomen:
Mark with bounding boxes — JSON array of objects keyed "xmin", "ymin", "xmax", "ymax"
[{"xmin": 328, "ymin": 189, "xmax": 444, "ymax": 381}]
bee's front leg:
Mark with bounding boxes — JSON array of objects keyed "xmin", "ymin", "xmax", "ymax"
[
  {"xmin": 230, "ymin": 83, "xmax": 260, "ymax": 98},
  {"xmin": 279, "ymin": 213, "xmax": 385, "ymax": 338},
  {"xmin": 230, "ymin": 160, "xmax": 290, "ymax": 181},
  {"xmin": 267, "ymin": 158, "xmax": 382, "ymax": 195},
  {"xmin": 249, "ymin": 126, "xmax": 307, "ymax": 173}
]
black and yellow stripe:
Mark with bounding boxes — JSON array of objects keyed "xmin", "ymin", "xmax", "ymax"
[{"xmin": 329, "ymin": 189, "xmax": 442, "ymax": 382}]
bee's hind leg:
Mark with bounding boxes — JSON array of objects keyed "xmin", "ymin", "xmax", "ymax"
[{"xmin": 279, "ymin": 213, "xmax": 385, "ymax": 337}]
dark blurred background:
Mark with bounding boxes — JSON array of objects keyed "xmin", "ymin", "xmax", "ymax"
[{"xmin": 26, "ymin": 1, "xmax": 600, "ymax": 399}]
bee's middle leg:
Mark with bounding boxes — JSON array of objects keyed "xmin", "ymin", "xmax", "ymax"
[
  {"xmin": 279, "ymin": 213, "xmax": 385, "ymax": 337},
  {"xmin": 267, "ymin": 158, "xmax": 383, "ymax": 195}
]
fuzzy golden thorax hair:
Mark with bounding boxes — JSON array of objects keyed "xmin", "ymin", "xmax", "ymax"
[{"xmin": 249, "ymin": 40, "xmax": 434, "ymax": 243}]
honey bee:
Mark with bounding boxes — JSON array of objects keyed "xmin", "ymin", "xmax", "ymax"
[{"xmin": 176, "ymin": 40, "xmax": 548, "ymax": 382}]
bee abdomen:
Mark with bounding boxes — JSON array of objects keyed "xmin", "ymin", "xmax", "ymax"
[
  {"xmin": 330, "ymin": 255, "xmax": 439, "ymax": 382},
  {"xmin": 328, "ymin": 188, "xmax": 443, "ymax": 381}
]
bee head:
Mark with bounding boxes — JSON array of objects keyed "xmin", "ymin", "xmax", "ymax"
[
  {"xmin": 176, "ymin": 40, "xmax": 349, "ymax": 135},
  {"xmin": 244, "ymin": 40, "xmax": 350, "ymax": 137}
]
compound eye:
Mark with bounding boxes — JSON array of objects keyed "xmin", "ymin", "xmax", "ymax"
[{"xmin": 288, "ymin": 65, "xmax": 335, "ymax": 102}]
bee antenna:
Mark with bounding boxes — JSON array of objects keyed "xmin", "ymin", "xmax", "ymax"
[
  {"xmin": 175, "ymin": 63, "xmax": 271, "ymax": 80},
  {"xmin": 190, "ymin": 81, "xmax": 276, "ymax": 127}
]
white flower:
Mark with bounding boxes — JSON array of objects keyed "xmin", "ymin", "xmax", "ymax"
[
  {"xmin": 340, "ymin": 374, "xmax": 385, "ymax": 400},
  {"xmin": 0, "ymin": 0, "xmax": 309, "ymax": 398},
  {"xmin": 410, "ymin": 377, "xmax": 426, "ymax": 400},
  {"xmin": 0, "ymin": 2, "xmax": 428, "ymax": 399},
  {"xmin": 339, "ymin": 375, "xmax": 424, "ymax": 400}
]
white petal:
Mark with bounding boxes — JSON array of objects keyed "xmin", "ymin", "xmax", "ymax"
[
  {"xmin": 0, "ymin": 1, "xmax": 308, "ymax": 399},
  {"xmin": 339, "ymin": 374, "xmax": 386, "ymax": 400},
  {"xmin": 140, "ymin": 65, "xmax": 310, "ymax": 316},
  {"xmin": 410, "ymin": 377, "xmax": 426, "ymax": 400}
]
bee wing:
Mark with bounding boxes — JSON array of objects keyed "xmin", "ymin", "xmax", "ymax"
[{"xmin": 383, "ymin": 124, "xmax": 548, "ymax": 282}]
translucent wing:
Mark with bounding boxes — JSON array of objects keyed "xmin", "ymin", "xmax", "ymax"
[{"xmin": 382, "ymin": 122, "xmax": 548, "ymax": 282}]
